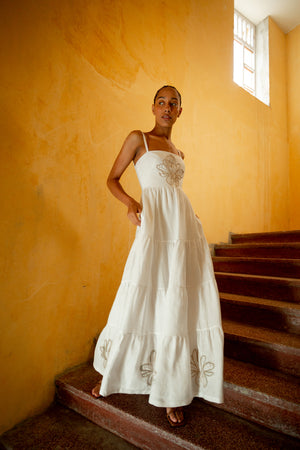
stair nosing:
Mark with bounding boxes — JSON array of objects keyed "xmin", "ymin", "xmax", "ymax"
[{"xmin": 223, "ymin": 380, "xmax": 299, "ymax": 413}]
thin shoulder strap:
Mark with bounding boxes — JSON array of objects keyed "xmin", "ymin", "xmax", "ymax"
[{"xmin": 141, "ymin": 132, "xmax": 149, "ymax": 153}]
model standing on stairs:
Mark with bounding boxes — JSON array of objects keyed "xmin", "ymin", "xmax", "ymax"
[{"xmin": 92, "ymin": 86, "xmax": 224, "ymax": 427}]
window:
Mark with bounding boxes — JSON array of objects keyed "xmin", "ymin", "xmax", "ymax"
[
  {"xmin": 234, "ymin": 10, "xmax": 256, "ymax": 95},
  {"xmin": 233, "ymin": 9, "xmax": 270, "ymax": 106}
]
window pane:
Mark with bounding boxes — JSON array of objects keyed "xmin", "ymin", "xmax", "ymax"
[
  {"xmin": 244, "ymin": 67, "xmax": 254, "ymax": 91},
  {"xmin": 244, "ymin": 47, "xmax": 254, "ymax": 69},
  {"xmin": 233, "ymin": 10, "xmax": 256, "ymax": 96},
  {"xmin": 234, "ymin": 40, "xmax": 243, "ymax": 86},
  {"xmin": 234, "ymin": 10, "xmax": 255, "ymax": 50},
  {"xmin": 243, "ymin": 19, "xmax": 246, "ymax": 41},
  {"xmin": 238, "ymin": 17, "xmax": 242, "ymax": 38}
]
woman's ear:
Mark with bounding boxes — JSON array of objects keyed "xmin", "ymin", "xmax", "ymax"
[
  {"xmin": 152, "ymin": 104, "xmax": 155, "ymax": 115},
  {"xmin": 178, "ymin": 107, "xmax": 182, "ymax": 117}
]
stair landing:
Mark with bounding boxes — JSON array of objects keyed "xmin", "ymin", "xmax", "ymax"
[{"xmin": 0, "ymin": 403, "xmax": 138, "ymax": 450}]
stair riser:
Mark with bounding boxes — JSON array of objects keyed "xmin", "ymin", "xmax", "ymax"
[
  {"xmin": 213, "ymin": 260, "xmax": 300, "ymax": 278},
  {"xmin": 231, "ymin": 232, "xmax": 300, "ymax": 244},
  {"xmin": 215, "ymin": 248, "xmax": 300, "ymax": 258},
  {"xmin": 224, "ymin": 336, "xmax": 300, "ymax": 377},
  {"xmin": 218, "ymin": 384, "xmax": 300, "ymax": 439},
  {"xmin": 56, "ymin": 387, "xmax": 188, "ymax": 450},
  {"xmin": 221, "ymin": 301, "xmax": 300, "ymax": 335},
  {"xmin": 216, "ymin": 276, "xmax": 300, "ymax": 303}
]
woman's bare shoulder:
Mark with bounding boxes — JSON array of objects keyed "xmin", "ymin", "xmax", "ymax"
[
  {"xmin": 119, "ymin": 130, "xmax": 144, "ymax": 157},
  {"xmin": 125, "ymin": 129, "xmax": 144, "ymax": 145}
]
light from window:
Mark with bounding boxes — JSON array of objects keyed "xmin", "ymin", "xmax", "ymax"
[{"xmin": 233, "ymin": 10, "xmax": 255, "ymax": 95}]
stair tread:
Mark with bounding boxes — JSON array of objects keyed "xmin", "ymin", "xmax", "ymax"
[
  {"xmin": 231, "ymin": 230, "xmax": 300, "ymax": 243},
  {"xmin": 220, "ymin": 292, "xmax": 300, "ymax": 311},
  {"xmin": 216, "ymin": 272, "xmax": 300, "ymax": 283},
  {"xmin": 224, "ymin": 357, "xmax": 300, "ymax": 406},
  {"xmin": 0, "ymin": 403, "xmax": 138, "ymax": 450},
  {"xmin": 213, "ymin": 257, "xmax": 300, "ymax": 262},
  {"xmin": 213, "ymin": 256, "xmax": 300, "ymax": 269},
  {"xmin": 216, "ymin": 243, "xmax": 300, "ymax": 248},
  {"xmin": 55, "ymin": 363, "xmax": 300, "ymax": 450},
  {"xmin": 223, "ymin": 319, "xmax": 300, "ymax": 349}
]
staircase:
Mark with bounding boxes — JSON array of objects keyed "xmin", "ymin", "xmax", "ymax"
[
  {"xmin": 213, "ymin": 230, "xmax": 300, "ymax": 441},
  {"xmin": 54, "ymin": 231, "xmax": 300, "ymax": 449}
]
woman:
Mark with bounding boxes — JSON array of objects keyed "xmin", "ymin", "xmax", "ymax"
[{"xmin": 92, "ymin": 86, "xmax": 224, "ymax": 427}]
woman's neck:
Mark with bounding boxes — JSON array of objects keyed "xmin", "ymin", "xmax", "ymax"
[{"xmin": 150, "ymin": 124, "xmax": 172, "ymax": 140}]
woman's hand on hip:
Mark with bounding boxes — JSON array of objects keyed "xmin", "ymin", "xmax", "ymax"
[{"xmin": 127, "ymin": 199, "xmax": 142, "ymax": 226}]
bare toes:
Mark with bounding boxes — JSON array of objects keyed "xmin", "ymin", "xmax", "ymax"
[
  {"xmin": 91, "ymin": 381, "xmax": 102, "ymax": 398},
  {"xmin": 167, "ymin": 408, "xmax": 179, "ymax": 423}
]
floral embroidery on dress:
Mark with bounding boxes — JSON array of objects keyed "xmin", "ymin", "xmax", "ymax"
[
  {"xmin": 140, "ymin": 350, "xmax": 157, "ymax": 386},
  {"xmin": 156, "ymin": 154, "xmax": 184, "ymax": 187},
  {"xmin": 100, "ymin": 339, "xmax": 112, "ymax": 368},
  {"xmin": 191, "ymin": 349, "xmax": 215, "ymax": 387}
]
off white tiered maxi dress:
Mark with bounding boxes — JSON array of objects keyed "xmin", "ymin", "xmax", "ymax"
[{"xmin": 93, "ymin": 133, "xmax": 224, "ymax": 407}]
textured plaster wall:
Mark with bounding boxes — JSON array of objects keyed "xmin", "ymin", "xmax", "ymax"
[
  {"xmin": 287, "ymin": 25, "xmax": 300, "ymax": 228},
  {"xmin": 0, "ymin": 0, "xmax": 291, "ymax": 432}
]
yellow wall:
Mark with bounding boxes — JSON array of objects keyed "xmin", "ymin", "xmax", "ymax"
[
  {"xmin": 287, "ymin": 25, "xmax": 300, "ymax": 228},
  {"xmin": 0, "ymin": 0, "xmax": 293, "ymax": 432}
]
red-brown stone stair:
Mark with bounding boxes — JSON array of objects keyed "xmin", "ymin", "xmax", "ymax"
[
  {"xmin": 213, "ymin": 230, "xmax": 300, "ymax": 439},
  {"xmin": 55, "ymin": 362, "xmax": 300, "ymax": 450},
  {"xmin": 53, "ymin": 231, "xmax": 300, "ymax": 448}
]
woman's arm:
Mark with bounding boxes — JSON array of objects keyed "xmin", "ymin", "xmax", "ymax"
[{"xmin": 107, "ymin": 130, "xmax": 143, "ymax": 226}]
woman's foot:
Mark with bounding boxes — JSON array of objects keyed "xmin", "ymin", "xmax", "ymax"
[
  {"xmin": 166, "ymin": 407, "xmax": 185, "ymax": 427},
  {"xmin": 91, "ymin": 380, "xmax": 102, "ymax": 398}
]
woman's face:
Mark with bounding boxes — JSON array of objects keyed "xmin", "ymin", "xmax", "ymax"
[{"xmin": 152, "ymin": 87, "xmax": 182, "ymax": 127}]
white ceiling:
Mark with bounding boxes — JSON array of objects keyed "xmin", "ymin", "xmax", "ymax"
[{"xmin": 235, "ymin": 0, "xmax": 300, "ymax": 33}]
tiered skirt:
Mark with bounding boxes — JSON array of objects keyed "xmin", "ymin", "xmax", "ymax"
[{"xmin": 94, "ymin": 186, "xmax": 224, "ymax": 407}]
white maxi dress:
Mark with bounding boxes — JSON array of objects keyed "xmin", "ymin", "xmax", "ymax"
[{"xmin": 93, "ymin": 132, "xmax": 224, "ymax": 407}]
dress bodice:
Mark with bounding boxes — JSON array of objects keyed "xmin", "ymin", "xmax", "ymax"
[{"xmin": 134, "ymin": 150, "xmax": 185, "ymax": 190}]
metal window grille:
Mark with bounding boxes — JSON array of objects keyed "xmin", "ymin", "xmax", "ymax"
[{"xmin": 234, "ymin": 10, "xmax": 256, "ymax": 95}]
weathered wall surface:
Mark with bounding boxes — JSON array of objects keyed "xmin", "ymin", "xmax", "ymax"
[
  {"xmin": 287, "ymin": 24, "xmax": 300, "ymax": 229},
  {"xmin": 0, "ymin": 0, "xmax": 291, "ymax": 432}
]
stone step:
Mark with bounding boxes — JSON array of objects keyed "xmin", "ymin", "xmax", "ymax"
[
  {"xmin": 220, "ymin": 293, "xmax": 300, "ymax": 334},
  {"xmin": 213, "ymin": 257, "xmax": 300, "ymax": 278},
  {"xmin": 223, "ymin": 319, "xmax": 300, "ymax": 377},
  {"xmin": 55, "ymin": 363, "xmax": 300, "ymax": 449},
  {"xmin": 215, "ymin": 272, "xmax": 300, "ymax": 302},
  {"xmin": 220, "ymin": 357, "xmax": 300, "ymax": 439},
  {"xmin": 214, "ymin": 243, "xmax": 300, "ymax": 259},
  {"xmin": 231, "ymin": 230, "xmax": 300, "ymax": 244},
  {"xmin": 0, "ymin": 403, "xmax": 138, "ymax": 450}
]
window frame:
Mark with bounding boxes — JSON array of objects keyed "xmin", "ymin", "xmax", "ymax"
[{"xmin": 234, "ymin": 9, "xmax": 256, "ymax": 96}]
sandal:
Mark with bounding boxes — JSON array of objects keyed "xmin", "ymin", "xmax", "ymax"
[{"xmin": 166, "ymin": 407, "xmax": 185, "ymax": 428}]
